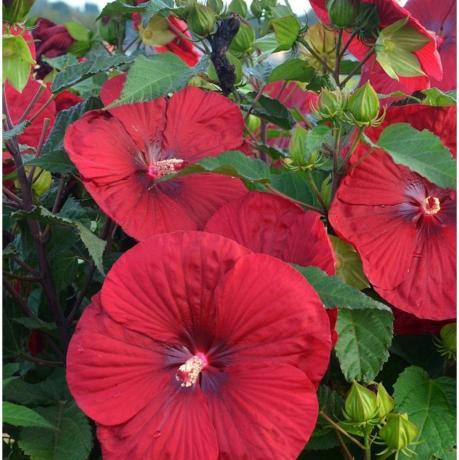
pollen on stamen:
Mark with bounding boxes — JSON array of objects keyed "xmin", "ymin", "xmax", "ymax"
[
  {"xmin": 422, "ymin": 196, "xmax": 441, "ymax": 216},
  {"xmin": 147, "ymin": 159, "xmax": 185, "ymax": 180},
  {"xmin": 175, "ymin": 353, "xmax": 208, "ymax": 388}
]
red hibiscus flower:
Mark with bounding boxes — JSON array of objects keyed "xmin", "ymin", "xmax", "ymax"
[
  {"xmin": 205, "ymin": 191, "xmax": 338, "ymax": 343},
  {"xmin": 405, "ymin": 0, "xmax": 456, "ymax": 91},
  {"xmin": 32, "ymin": 17, "xmax": 74, "ymax": 78},
  {"xmin": 310, "ymin": 0, "xmax": 442, "ymax": 94},
  {"xmin": 67, "ymin": 232, "xmax": 332, "ymax": 459},
  {"xmin": 329, "ymin": 104, "xmax": 456, "ymax": 320},
  {"xmin": 55, "ymin": 90, "xmax": 82, "ymax": 112},
  {"xmin": 4, "ymin": 78, "xmax": 56, "ymax": 148},
  {"xmin": 64, "ymin": 75, "xmax": 247, "ymax": 240}
]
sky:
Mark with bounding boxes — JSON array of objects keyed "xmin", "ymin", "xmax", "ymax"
[{"xmin": 50, "ymin": 0, "xmax": 407, "ymax": 16}]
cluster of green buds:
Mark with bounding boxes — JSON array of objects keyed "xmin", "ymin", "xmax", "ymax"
[
  {"xmin": 327, "ymin": 0, "xmax": 360, "ymax": 29},
  {"xmin": 299, "ymin": 24, "xmax": 337, "ymax": 75},
  {"xmin": 283, "ymin": 126, "xmax": 323, "ymax": 172},
  {"xmin": 314, "ymin": 88, "xmax": 348, "ymax": 122},
  {"xmin": 249, "ymin": 0, "xmax": 277, "ymax": 18},
  {"xmin": 434, "ymin": 323, "xmax": 456, "ymax": 361},
  {"xmin": 345, "ymin": 82, "xmax": 385, "ymax": 127}
]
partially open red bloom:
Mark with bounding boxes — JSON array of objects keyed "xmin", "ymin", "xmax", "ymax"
[
  {"xmin": 405, "ymin": 0, "xmax": 456, "ymax": 90},
  {"xmin": 64, "ymin": 75, "xmax": 247, "ymax": 240},
  {"xmin": 205, "ymin": 191, "xmax": 338, "ymax": 343},
  {"xmin": 329, "ymin": 105, "xmax": 456, "ymax": 320},
  {"xmin": 67, "ymin": 232, "xmax": 332, "ymax": 459},
  {"xmin": 55, "ymin": 90, "xmax": 83, "ymax": 112},
  {"xmin": 5, "ymin": 78, "xmax": 56, "ymax": 148},
  {"xmin": 310, "ymin": 0, "xmax": 443, "ymax": 94}
]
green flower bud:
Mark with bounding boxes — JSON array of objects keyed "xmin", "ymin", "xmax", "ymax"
[
  {"xmin": 3, "ymin": 0, "xmax": 35, "ymax": 24},
  {"xmin": 208, "ymin": 52, "xmax": 242, "ymax": 85},
  {"xmin": 250, "ymin": 0, "xmax": 263, "ymax": 18},
  {"xmin": 316, "ymin": 88, "xmax": 347, "ymax": 120},
  {"xmin": 187, "ymin": 4, "xmax": 216, "ymax": 36},
  {"xmin": 207, "ymin": 0, "xmax": 224, "ymax": 13},
  {"xmin": 139, "ymin": 15, "xmax": 175, "ymax": 46},
  {"xmin": 376, "ymin": 383, "xmax": 394, "ymax": 419},
  {"xmin": 246, "ymin": 114, "xmax": 261, "ymax": 133},
  {"xmin": 379, "ymin": 413, "xmax": 418, "ymax": 451},
  {"xmin": 230, "ymin": 22, "xmax": 255, "ymax": 56},
  {"xmin": 14, "ymin": 167, "xmax": 52, "ymax": 198},
  {"xmin": 228, "ymin": 0, "xmax": 248, "ymax": 17},
  {"xmin": 439, "ymin": 323, "xmax": 456, "ymax": 359},
  {"xmin": 300, "ymin": 24, "xmax": 336, "ymax": 74},
  {"xmin": 327, "ymin": 0, "xmax": 360, "ymax": 28},
  {"xmin": 344, "ymin": 381, "xmax": 379, "ymax": 424},
  {"xmin": 346, "ymin": 82, "xmax": 381, "ymax": 126},
  {"xmin": 260, "ymin": 0, "xmax": 277, "ymax": 8}
]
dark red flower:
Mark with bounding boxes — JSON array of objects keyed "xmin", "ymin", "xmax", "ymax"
[
  {"xmin": 5, "ymin": 78, "xmax": 56, "ymax": 148},
  {"xmin": 310, "ymin": 0, "xmax": 443, "ymax": 94},
  {"xmin": 329, "ymin": 105, "xmax": 456, "ymax": 320},
  {"xmin": 393, "ymin": 307, "xmax": 447, "ymax": 335},
  {"xmin": 32, "ymin": 17, "xmax": 74, "ymax": 78},
  {"xmin": 55, "ymin": 90, "xmax": 83, "ymax": 112},
  {"xmin": 205, "ymin": 191, "xmax": 338, "ymax": 343},
  {"xmin": 64, "ymin": 75, "xmax": 247, "ymax": 240},
  {"xmin": 67, "ymin": 232, "xmax": 332, "ymax": 459},
  {"xmin": 405, "ymin": 0, "xmax": 456, "ymax": 91}
]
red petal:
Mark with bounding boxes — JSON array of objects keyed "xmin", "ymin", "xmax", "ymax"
[
  {"xmin": 100, "ymin": 232, "xmax": 250, "ymax": 344},
  {"xmin": 206, "ymin": 363, "xmax": 319, "ymax": 460},
  {"xmin": 213, "ymin": 253, "xmax": 332, "ymax": 386},
  {"xmin": 163, "ymin": 86, "xmax": 245, "ymax": 161},
  {"xmin": 205, "ymin": 191, "xmax": 335, "ymax": 275}
]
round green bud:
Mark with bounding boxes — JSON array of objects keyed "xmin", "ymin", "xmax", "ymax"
[
  {"xmin": 440, "ymin": 323, "xmax": 456, "ymax": 359},
  {"xmin": 379, "ymin": 413, "xmax": 418, "ymax": 451},
  {"xmin": 250, "ymin": 0, "xmax": 263, "ymax": 17},
  {"xmin": 316, "ymin": 88, "xmax": 347, "ymax": 119},
  {"xmin": 207, "ymin": 0, "xmax": 224, "ymax": 13},
  {"xmin": 187, "ymin": 4, "xmax": 216, "ymax": 36},
  {"xmin": 228, "ymin": 0, "xmax": 248, "ymax": 17},
  {"xmin": 260, "ymin": 0, "xmax": 277, "ymax": 8},
  {"xmin": 246, "ymin": 114, "xmax": 261, "ymax": 133},
  {"xmin": 346, "ymin": 82, "xmax": 380, "ymax": 126},
  {"xmin": 344, "ymin": 381, "xmax": 379, "ymax": 424},
  {"xmin": 327, "ymin": 0, "xmax": 360, "ymax": 28},
  {"xmin": 376, "ymin": 383, "xmax": 394, "ymax": 419},
  {"xmin": 230, "ymin": 22, "xmax": 255, "ymax": 56},
  {"xmin": 14, "ymin": 167, "xmax": 52, "ymax": 198}
]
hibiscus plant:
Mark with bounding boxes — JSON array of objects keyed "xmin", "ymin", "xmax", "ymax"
[{"xmin": 2, "ymin": 0, "xmax": 456, "ymax": 459}]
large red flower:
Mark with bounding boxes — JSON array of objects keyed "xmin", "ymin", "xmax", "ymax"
[
  {"xmin": 64, "ymin": 75, "xmax": 247, "ymax": 240},
  {"xmin": 4, "ymin": 78, "xmax": 56, "ymax": 148},
  {"xmin": 67, "ymin": 231, "xmax": 332, "ymax": 459},
  {"xmin": 405, "ymin": 0, "xmax": 456, "ymax": 91},
  {"xmin": 310, "ymin": 0, "xmax": 442, "ymax": 94},
  {"xmin": 205, "ymin": 191, "xmax": 338, "ymax": 342},
  {"xmin": 329, "ymin": 105, "xmax": 456, "ymax": 320}
]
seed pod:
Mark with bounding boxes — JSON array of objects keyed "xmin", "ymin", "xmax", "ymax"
[
  {"xmin": 346, "ymin": 82, "xmax": 380, "ymax": 126},
  {"xmin": 327, "ymin": 0, "xmax": 360, "ymax": 28},
  {"xmin": 376, "ymin": 383, "xmax": 394, "ymax": 419},
  {"xmin": 187, "ymin": 4, "xmax": 217, "ymax": 36},
  {"xmin": 344, "ymin": 381, "xmax": 379, "ymax": 424},
  {"xmin": 379, "ymin": 413, "xmax": 418, "ymax": 451},
  {"xmin": 316, "ymin": 88, "xmax": 347, "ymax": 120},
  {"xmin": 229, "ymin": 22, "xmax": 255, "ymax": 56},
  {"xmin": 228, "ymin": 0, "xmax": 248, "ymax": 17}
]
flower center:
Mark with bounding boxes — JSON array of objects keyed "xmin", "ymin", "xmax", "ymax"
[
  {"xmin": 175, "ymin": 353, "xmax": 208, "ymax": 388},
  {"xmin": 147, "ymin": 159, "xmax": 185, "ymax": 180},
  {"xmin": 422, "ymin": 196, "xmax": 441, "ymax": 215}
]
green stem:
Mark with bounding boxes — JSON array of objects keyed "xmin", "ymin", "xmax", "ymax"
[
  {"xmin": 307, "ymin": 170, "xmax": 327, "ymax": 211},
  {"xmin": 331, "ymin": 125, "xmax": 342, "ymax": 198},
  {"xmin": 339, "ymin": 29, "xmax": 358, "ymax": 59},
  {"xmin": 319, "ymin": 411, "xmax": 367, "ymax": 450},
  {"xmin": 364, "ymin": 428, "xmax": 372, "ymax": 460},
  {"xmin": 334, "ymin": 28, "xmax": 343, "ymax": 86},
  {"xmin": 340, "ymin": 49, "xmax": 375, "ymax": 88}
]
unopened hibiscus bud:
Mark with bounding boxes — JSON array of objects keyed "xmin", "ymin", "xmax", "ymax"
[
  {"xmin": 438, "ymin": 323, "xmax": 456, "ymax": 360},
  {"xmin": 250, "ymin": 0, "xmax": 263, "ymax": 17},
  {"xmin": 207, "ymin": 0, "xmax": 224, "ymax": 13},
  {"xmin": 139, "ymin": 15, "xmax": 175, "ymax": 46},
  {"xmin": 379, "ymin": 413, "xmax": 418, "ymax": 451},
  {"xmin": 346, "ymin": 82, "xmax": 381, "ymax": 127},
  {"xmin": 3, "ymin": 0, "xmax": 35, "ymax": 23},
  {"xmin": 228, "ymin": 0, "xmax": 248, "ymax": 17},
  {"xmin": 187, "ymin": 4, "xmax": 216, "ymax": 36},
  {"xmin": 344, "ymin": 381, "xmax": 379, "ymax": 424},
  {"xmin": 327, "ymin": 0, "xmax": 360, "ymax": 28},
  {"xmin": 376, "ymin": 383, "xmax": 394, "ymax": 419},
  {"xmin": 315, "ymin": 88, "xmax": 347, "ymax": 120},
  {"xmin": 286, "ymin": 126, "xmax": 321, "ymax": 172},
  {"xmin": 246, "ymin": 114, "xmax": 261, "ymax": 133},
  {"xmin": 208, "ymin": 52, "xmax": 242, "ymax": 85},
  {"xmin": 15, "ymin": 167, "xmax": 52, "ymax": 198},
  {"xmin": 300, "ymin": 24, "xmax": 336, "ymax": 74},
  {"xmin": 230, "ymin": 22, "xmax": 255, "ymax": 56}
]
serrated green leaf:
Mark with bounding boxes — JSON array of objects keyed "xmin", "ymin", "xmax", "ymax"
[
  {"xmin": 393, "ymin": 366, "xmax": 456, "ymax": 459},
  {"xmin": 422, "ymin": 88, "xmax": 456, "ymax": 107},
  {"xmin": 98, "ymin": 0, "xmax": 147, "ymax": 18},
  {"xmin": 268, "ymin": 58, "xmax": 315, "ymax": 83},
  {"xmin": 374, "ymin": 123, "xmax": 456, "ymax": 189},
  {"xmin": 3, "ymin": 120, "xmax": 28, "ymax": 141},
  {"xmin": 330, "ymin": 235, "xmax": 369, "ymax": 290},
  {"xmin": 335, "ymin": 308, "xmax": 393, "ymax": 382},
  {"xmin": 52, "ymin": 53, "xmax": 134, "ymax": 92},
  {"xmin": 158, "ymin": 150, "xmax": 270, "ymax": 185},
  {"xmin": 3, "ymin": 402, "xmax": 55, "ymax": 429},
  {"xmin": 271, "ymin": 15, "xmax": 301, "ymax": 51},
  {"xmin": 145, "ymin": 0, "xmax": 174, "ymax": 18},
  {"xmin": 294, "ymin": 266, "xmax": 391, "ymax": 312},
  {"xmin": 26, "ymin": 97, "xmax": 102, "ymax": 174},
  {"xmin": 18, "ymin": 402, "xmax": 93, "ymax": 460},
  {"xmin": 109, "ymin": 53, "xmax": 197, "ymax": 107}
]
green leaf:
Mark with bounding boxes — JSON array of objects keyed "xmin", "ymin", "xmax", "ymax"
[
  {"xmin": 294, "ymin": 266, "xmax": 391, "ymax": 312},
  {"xmin": 3, "ymin": 120, "xmax": 27, "ymax": 141},
  {"xmin": 3, "ymin": 402, "xmax": 55, "ymax": 429},
  {"xmin": 145, "ymin": 0, "xmax": 174, "ymax": 18},
  {"xmin": 270, "ymin": 170, "xmax": 314, "ymax": 204},
  {"xmin": 64, "ymin": 21, "xmax": 90, "ymax": 42},
  {"xmin": 98, "ymin": 0, "xmax": 148, "ymax": 18},
  {"xmin": 330, "ymin": 235, "xmax": 369, "ymax": 290},
  {"xmin": 271, "ymin": 15, "xmax": 301, "ymax": 51},
  {"xmin": 18, "ymin": 402, "xmax": 93, "ymax": 460},
  {"xmin": 422, "ymin": 88, "xmax": 456, "ymax": 107},
  {"xmin": 245, "ymin": 93, "xmax": 295, "ymax": 129},
  {"xmin": 109, "ymin": 53, "xmax": 198, "ymax": 107},
  {"xmin": 26, "ymin": 97, "xmax": 103, "ymax": 174},
  {"xmin": 268, "ymin": 58, "xmax": 315, "ymax": 83},
  {"xmin": 376, "ymin": 48, "xmax": 425, "ymax": 79},
  {"xmin": 158, "ymin": 150, "xmax": 270, "ymax": 185},
  {"xmin": 393, "ymin": 366, "xmax": 456, "ymax": 459},
  {"xmin": 335, "ymin": 308, "xmax": 393, "ymax": 382},
  {"xmin": 3, "ymin": 34, "xmax": 35, "ymax": 92},
  {"xmin": 52, "ymin": 53, "xmax": 134, "ymax": 92},
  {"xmin": 374, "ymin": 123, "xmax": 456, "ymax": 189}
]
